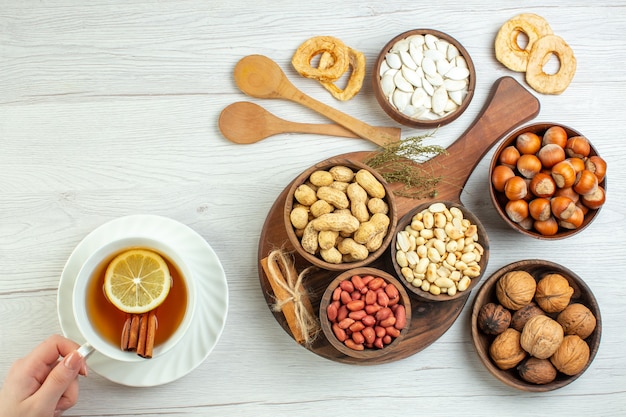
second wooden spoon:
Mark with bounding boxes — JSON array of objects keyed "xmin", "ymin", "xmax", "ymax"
[{"xmin": 218, "ymin": 101, "xmax": 401, "ymax": 144}]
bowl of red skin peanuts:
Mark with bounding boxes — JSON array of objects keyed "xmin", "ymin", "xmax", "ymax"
[{"xmin": 319, "ymin": 267, "xmax": 411, "ymax": 359}]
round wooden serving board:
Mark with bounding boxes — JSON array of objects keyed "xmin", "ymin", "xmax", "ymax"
[{"xmin": 257, "ymin": 77, "xmax": 541, "ymax": 364}]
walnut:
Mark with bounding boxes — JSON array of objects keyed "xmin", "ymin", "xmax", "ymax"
[
  {"xmin": 510, "ymin": 302, "xmax": 545, "ymax": 332},
  {"xmin": 534, "ymin": 273, "xmax": 574, "ymax": 313},
  {"xmin": 550, "ymin": 335, "xmax": 590, "ymax": 376},
  {"xmin": 520, "ymin": 315, "xmax": 564, "ymax": 359},
  {"xmin": 557, "ymin": 303, "xmax": 597, "ymax": 339},
  {"xmin": 496, "ymin": 270, "xmax": 537, "ymax": 310},
  {"xmin": 489, "ymin": 328, "xmax": 527, "ymax": 370},
  {"xmin": 517, "ymin": 357, "xmax": 557, "ymax": 385},
  {"xmin": 478, "ymin": 303, "xmax": 511, "ymax": 335}
]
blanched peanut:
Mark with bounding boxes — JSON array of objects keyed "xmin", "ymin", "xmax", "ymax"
[
  {"xmin": 325, "ymin": 274, "xmax": 407, "ymax": 351},
  {"xmin": 395, "ymin": 203, "xmax": 483, "ymax": 296}
]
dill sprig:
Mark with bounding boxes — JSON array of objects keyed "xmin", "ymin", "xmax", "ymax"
[{"xmin": 365, "ymin": 133, "xmax": 447, "ymax": 199}]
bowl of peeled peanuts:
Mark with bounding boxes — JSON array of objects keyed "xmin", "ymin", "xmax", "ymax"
[
  {"xmin": 319, "ymin": 267, "xmax": 411, "ymax": 359},
  {"xmin": 390, "ymin": 201, "xmax": 489, "ymax": 301},
  {"xmin": 284, "ymin": 157, "xmax": 397, "ymax": 271}
]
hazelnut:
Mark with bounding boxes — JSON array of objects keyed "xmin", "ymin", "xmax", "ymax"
[
  {"xmin": 496, "ymin": 270, "xmax": 537, "ymax": 310},
  {"xmin": 518, "ymin": 357, "xmax": 558, "ymax": 385},
  {"xmin": 489, "ymin": 328, "xmax": 527, "ymax": 370},
  {"xmin": 550, "ymin": 335, "xmax": 590, "ymax": 376},
  {"xmin": 520, "ymin": 315, "xmax": 564, "ymax": 359},
  {"xmin": 478, "ymin": 303, "xmax": 511, "ymax": 335},
  {"xmin": 510, "ymin": 302, "xmax": 545, "ymax": 332},
  {"xmin": 535, "ymin": 273, "xmax": 574, "ymax": 313},
  {"xmin": 557, "ymin": 303, "xmax": 597, "ymax": 339}
]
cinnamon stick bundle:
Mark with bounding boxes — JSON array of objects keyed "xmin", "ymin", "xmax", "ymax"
[{"xmin": 121, "ymin": 310, "xmax": 157, "ymax": 358}]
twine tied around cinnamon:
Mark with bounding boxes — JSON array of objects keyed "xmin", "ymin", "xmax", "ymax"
[{"xmin": 261, "ymin": 249, "xmax": 319, "ymax": 346}]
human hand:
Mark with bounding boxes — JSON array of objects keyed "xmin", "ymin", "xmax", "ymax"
[{"xmin": 0, "ymin": 335, "xmax": 88, "ymax": 417}]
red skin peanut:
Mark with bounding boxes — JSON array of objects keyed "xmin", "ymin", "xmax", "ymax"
[
  {"xmin": 351, "ymin": 275, "xmax": 366, "ymax": 292},
  {"xmin": 326, "ymin": 302, "xmax": 338, "ymax": 322},
  {"xmin": 394, "ymin": 305, "xmax": 407, "ymax": 330}
]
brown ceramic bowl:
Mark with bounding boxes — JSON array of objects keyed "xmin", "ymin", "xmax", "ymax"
[
  {"xmin": 319, "ymin": 267, "xmax": 411, "ymax": 359},
  {"xmin": 284, "ymin": 157, "xmax": 397, "ymax": 271},
  {"xmin": 390, "ymin": 201, "xmax": 489, "ymax": 301},
  {"xmin": 372, "ymin": 28, "xmax": 476, "ymax": 128},
  {"xmin": 489, "ymin": 123, "xmax": 607, "ymax": 240},
  {"xmin": 471, "ymin": 259, "xmax": 602, "ymax": 392}
]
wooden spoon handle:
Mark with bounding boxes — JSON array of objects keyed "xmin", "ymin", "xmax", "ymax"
[
  {"xmin": 422, "ymin": 76, "xmax": 540, "ymax": 198},
  {"xmin": 286, "ymin": 122, "xmax": 401, "ymax": 139},
  {"xmin": 276, "ymin": 78, "xmax": 401, "ymax": 147}
]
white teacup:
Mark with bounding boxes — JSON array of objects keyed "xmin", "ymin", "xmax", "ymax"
[{"xmin": 72, "ymin": 237, "xmax": 196, "ymax": 362}]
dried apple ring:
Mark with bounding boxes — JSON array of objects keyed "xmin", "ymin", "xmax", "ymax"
[
  {"xmin": 495, "ymin": 13, "xmax": 553, "ymax": 72},
  {"xmin": 292, "ymin": 36, "xmax": 349, "ymax": 82},
  {"xmin": 525, "ymin": 34, "xmax": 576, "ymax": 95},
  {"xmin": 318, "ymin": 48, "xmax": 366, "ymax": 101}
]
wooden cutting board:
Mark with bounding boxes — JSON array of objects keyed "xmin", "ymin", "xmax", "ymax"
[{"xmin": 257, "ymin": 77, "xmax": 540, "ymax": 364}]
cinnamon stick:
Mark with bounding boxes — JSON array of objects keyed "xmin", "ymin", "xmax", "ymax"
[
  {"xmin": 261, "ymin": 254, "xmax": 316, "ymax": 345},
  {"xmin": 121, "ymin": 311, "xmax": 157, "ymax": 358},
  {"xmin": 128, "ymin": 314, "xmax": 141, "ymax": 351},
  {"xmin": 121, "ymin": 314, "xmax": 132, "ymax": 351},
  {"xmin": 142, "ymin": 310, "xmax": 157, "ymax": 359},
  {"xmin": 136, "ymin": 313, "xmax": 149, "ymax": 357}
]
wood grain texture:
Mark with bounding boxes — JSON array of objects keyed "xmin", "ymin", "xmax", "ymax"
[{"xmin": 1, "ymin": 1, "xmax": 626, "ymax": 416}]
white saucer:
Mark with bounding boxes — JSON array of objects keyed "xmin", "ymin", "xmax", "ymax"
[{"xmin": 57, "ymin": 214, "xmax": 228, "ymax": 387}]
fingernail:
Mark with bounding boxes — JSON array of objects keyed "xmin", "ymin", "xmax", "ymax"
[{"xmin": 63, "ymin": 351, "xmax": 82, "ymax": 371}]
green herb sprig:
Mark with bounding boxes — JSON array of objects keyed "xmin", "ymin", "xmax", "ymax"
[{"xmin": 365, "ymin": 133, "xmax": 447, "ymax": 199}]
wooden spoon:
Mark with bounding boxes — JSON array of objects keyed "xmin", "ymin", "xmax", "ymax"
[
  {"xmin": 233, "ymin": 55, "xmax": 401, "ymax": 147},
  {"xmin": 218, "ymin": 101, "xmax": 402, "ymax": 144}
]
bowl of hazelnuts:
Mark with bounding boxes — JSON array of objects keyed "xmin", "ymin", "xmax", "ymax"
[
  {"xmin": 489, "ymin": 123, "xmax": 607, "ymax": 239},
  {"xmin": 470, "ymin": 259, "xmax": 601, "ymax": 392}
]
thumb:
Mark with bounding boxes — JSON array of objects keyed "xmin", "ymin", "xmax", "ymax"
[{"xmin": 36, "ymin": 350, "xmax": 85, "ymax": 407}]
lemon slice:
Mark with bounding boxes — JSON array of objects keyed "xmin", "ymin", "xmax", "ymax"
[{"xmin": 104, "ymin": 249, "xmax": 172, "ymax": 314}]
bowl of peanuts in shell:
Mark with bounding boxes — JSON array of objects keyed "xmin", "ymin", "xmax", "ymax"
[
  {"xmin": 489, "ymin": 123, "xmax": 607, "ymax": 240},
  {"xmin": 284, "ymin": 158, "xmax": 397, "ymax": 271},
  {"xmin": 372, "ymin": 28, "xmax": 476, "ymax": 128},
  {"xmin": 390, "ymin": 201, "xmax": 489, "ymax": 301},
  {"xmin": 320, "ymin": 267, "xmax": 411, "ymax": 359}
]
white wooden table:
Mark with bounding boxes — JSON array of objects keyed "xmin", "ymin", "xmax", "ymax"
[{"xmin": 2, "ymin": 1, "xmax": 625, "ymax": 415}]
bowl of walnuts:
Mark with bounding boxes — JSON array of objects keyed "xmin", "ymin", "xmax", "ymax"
[
  {"xmin": 284, "ymin": 157, "xmax": 397, "ymax": 271},
  {"xmin": 489, "ymin": 123, "xmax": 607, "ymax": 239},
  {"xmin": 471, "ymin": 259, "xmax": 601, "ymax": 391}
]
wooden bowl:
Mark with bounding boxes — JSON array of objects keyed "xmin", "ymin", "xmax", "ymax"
[
  {"xmin": 372, "ymin": 28, "xmax": 476, "ymax": 128},
  {"xmin": 390, "ymin": 201, "xmax": 489, "ymax": 301},
  {"xmin": 489, "ymin": 123, "xmax": 607, "ymax": 239},
  {"xmin": 319, "ymin": 267, "xmax": 411, "ymax": 359},
  {"xmin": 471, "ymin": 259, "xmax": 602, "ymax": 392},
  {"xmin": 284, "ymin": 157, "xmax": 397, "ymax": 271}
]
